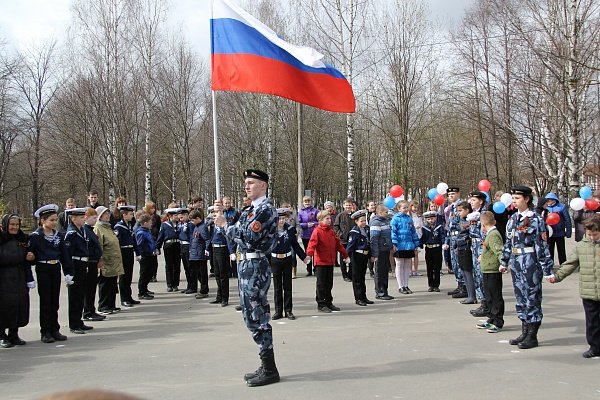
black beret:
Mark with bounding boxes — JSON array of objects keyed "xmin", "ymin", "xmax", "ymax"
[
  {"xmin": 447, "ymin": 187, "xmax": 460, "ymax": 193},
  {"xmin": 510, "ymin": 185, "xmax": 533, "ymax": 196},
  {"xmin": 469, "ymin": 191, "xmax": 487, "ymax": 200},
  {"xmin": 244, "ymin": 169, "xmax": 269, "ymax": 183}
]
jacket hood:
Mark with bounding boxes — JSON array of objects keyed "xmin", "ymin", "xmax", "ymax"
[{"xmin": 545, "ymin": 192, "xmax": 559, "ymax": 201}]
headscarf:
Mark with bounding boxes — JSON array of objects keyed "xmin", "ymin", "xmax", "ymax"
[{"xmin": 1, "ymin": 213, "xmax": 28, "ymax": 244}]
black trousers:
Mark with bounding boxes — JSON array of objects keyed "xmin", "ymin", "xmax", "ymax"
[
  {"xmin": 375, "ymin": 250, "xmax": 390, "ymax": 296},
  {"xmin": 271, "ymin": 256, "xmax": 293, "ymax": 314},
  {"xmin": 483, "ymin": 273, "xmax": 505, "ymax": 328},
  {"xmin": 444, "ymin": 246, "xmax": 452, "ymax": 268},
  {"xmin": 189, "ymin": 259, "xmax": 209, "ymax": 294},
  {"xmin": 315, "ymin": 266, "xmax": 334, "ymax": 308},
  {"xmin": 138, "ymin": 255, "xmax": 157, "ymax": 295},
  {"xmin": 119, "ymin": 248, "xmax": 134, "ymax": 302},
  {"xmin": 212, "ymin": 247, "xmax": 230, "ymax": 301},
  {"xmin": 582, "ymin": 299, "xmax": 600, "ymax": 353},
  {"xmin": 68, "ymin": 261, "xmax": 88, "ymax": 329},
  {"xmin": 98, "ymin": 274, "xmax": 118, "ymax": 311},
  {"xmin": 548, "ymin": 236, "xmax": 567, "ymax": 264},
  {"xmin": 35, "ymin": 264, "xmax": 61, "ymax": 334},
  {"xmin": 230, "ymin": 259, "xmax": 238, "ymax": 278},
  {"xmin": 83, "ymin": 262, "xmax": 99, "ymax": 317},
  {"xmin": 302, "ymin": 238, "xmax": 313, "ymax": 274},
  {"xmin": 425, "ymin": 246, "xmax": 443, "ymax": 289},
  {"xmin": 163, "ymin": 244, "xmax": 181, "ymax": 288},
  {"xmin": 180, "ymin": 244, "xmax": 191, "ymax": 290},
  {"xmin": 351, "ymin": 253, "xmax": 368, "ymax": 301}
]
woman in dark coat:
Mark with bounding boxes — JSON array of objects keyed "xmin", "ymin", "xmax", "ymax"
[{"xmin": 0, "ymin": 214, "xmax": 35, "ymax": 348}]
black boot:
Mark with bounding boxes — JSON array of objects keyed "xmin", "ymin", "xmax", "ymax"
[
  {"xmin": 452, "ymin": 285, "xmax": 468, "ymax": 298},
  {"xmin": 0, "ymin": 330, "xmax": 14, "ymax": 348},
  {"xmin": 243, "ymin": 364, "xmax": 263, "ymax": 381},
  {"xmin": 509, "ymin": 321, "xmax": 529, "ymax": 345},
  {"xmin": 518, "ymin": 322, "xmax": 540, "ymax": 349},
  {"xmin": 447, "ymin": 285, "xmax": 460, "ymax": 296},
  {"xmin": 246, "ymin": 349, "xmax": 280, "ymax": 387},
  {"xmin": 470, "ymin": 300, "xmax": 489, "ymax": 317},
  {"xmin": 8, "ymin": 328, "xmax": 26, "ymax": 346}
]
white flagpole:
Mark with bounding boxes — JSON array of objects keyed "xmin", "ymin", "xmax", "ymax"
[{"xmin": 212, "ymin": 90, "xmax": 221, "ymax": 198}]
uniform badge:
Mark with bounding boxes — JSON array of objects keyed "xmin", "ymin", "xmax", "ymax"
[
  {"xmin": 247, "ymin": 212, "xmax": 254, "ymax": 220},
  {"xmin": 541, "ymin": 232, "xmax": 547, "ymax": 241},
  {"xmin": 250, "ymin": 221, "xmax": 262, "ymax": 233}
]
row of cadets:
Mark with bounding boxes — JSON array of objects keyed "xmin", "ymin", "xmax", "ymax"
[
  {"xmin": 270, "ymin": 208, "xmax": 308, "ymax": 320},
  {"xmin": 467, "ymin": 191, "xmax": 488, "ymax": 317},
  {"xmin": 347, "ymin": 209, "xmax": 373, "ymax": 306},
  {"xmin": 114, "ymin": 205, "xmax": 140, "ymax": 307},
  {"xmin": 178, "ymin": 207, "xmax": 195, "ymax": 294},
  {"xmin": 208, "ymin": 205, "xmax": 233, "ymax": 306},
  {"xmin": 420, "ymin": 210, "xmax": 446, "ymax": 292},
  {"xmin": 156, "ymin": 207, "xmax": 181, "ymax": 292},
  {"xmin": 136, "ymin": 213, "xmax": 158, "ymax": 300},
  {"xmin": 369, "ymin": 205, "xmax": 394, "ymax": 300},
  {"xmin": 63, "ymin": 207, "xmax": 98, "ymax": 334},
  {"xmin": 189, "ymin": 209, "xmax": 211, "ymax": 299},
  {"xmin": 445, "ymin": 187, "xmax": 467, "ymax": 299},
  {"xmin": 28, "ymin": 204, "xmax": 74, "ymax": 343}
]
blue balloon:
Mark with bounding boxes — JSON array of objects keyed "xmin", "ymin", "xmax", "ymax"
[
  {"xmin": 427, "ymin": 188, "xmax": 438, "ymax": 201},
  {"xmin": 485, "ymin": 192, "xmax": 490, "ymax": 203},
  {"xmin": 383, "ymin": 195, "xmax": 396, "ymax": 209},
  {"xmin": 492, "ymin": 201, "xmax": 506, "ymax": 213},
  {"xmin": 579, "ymin": 186, "xmax": 592, "ymax": 200}
]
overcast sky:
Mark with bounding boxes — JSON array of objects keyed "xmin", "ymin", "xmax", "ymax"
[{"xmin": 0, "ymin": 0, "xmax": 474, "ymax": 59}]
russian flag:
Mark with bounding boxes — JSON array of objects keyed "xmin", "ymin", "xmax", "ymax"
[{"xmin": 210, "ymin": 0, "xmax": 356, "ymax": 113}]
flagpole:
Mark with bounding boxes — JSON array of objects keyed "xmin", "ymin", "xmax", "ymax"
[{"xmin": 212, "ymin": 90, "xmax": 221, "ymax": 199}]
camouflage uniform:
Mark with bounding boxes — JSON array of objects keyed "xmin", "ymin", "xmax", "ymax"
[
  {"xmin": 446, "ymin": 208, "xmax": 465, "ymax": 286},
  {"xmin": 501, "ymin": 209, "xmax": 554, "ymax": 325},
  {"xmin": 226, "ymin": 197, "xmax": 278, "ymax": 352},
  {"xmin": 469, "ymin": 208, "xmax": 486, "ymax": 301}
]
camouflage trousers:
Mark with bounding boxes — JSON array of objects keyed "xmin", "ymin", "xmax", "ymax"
[
  {"xmin": 450, "ymin": 238, "xmax": 464, "ymax": 285},
  {"xmin": 509, "ymin": 254, "xmax": 544, "ymax": 324},
  {"xmin": 471, "ymin": 240, "xmax": 485, "ymax": 301},
  {"xmin": 238, "ymin": 257, "xmax": 273, "ymax": 352}
]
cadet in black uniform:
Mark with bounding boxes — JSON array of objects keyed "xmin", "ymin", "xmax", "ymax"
[
  {"xmin": 209, "ymin": 206, "xmax": 233, "ymax": 306},
  {"xmin": 28, "ymin": 204, "xmax": 74, "ymax": 343},
  {"xmin": 178, "ymin": 208, "xmax": 194, "ymax": 294},
  {"xmin": 156, "ymin": 208, "xmax": 182, "ymax": 292},
  {"xmin": 114, "ymin": 205, "xmax": 139, "ymax": 307},
  {"xmin": 347, "ymin": 210, "xmax": 373, "ymax": 306}
]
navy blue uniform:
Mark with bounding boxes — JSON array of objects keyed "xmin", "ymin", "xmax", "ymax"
[
  {"xmin": 82, "ymin": 224, "xmax": 103, "ymax": 318},
  {"xmin": 347, "ymin": 225, "xmax": 371, "ymax": 302},
  {"xmin": 115, "ymin": 220, "xmax": 136, "ymax": 303},
  {"xmin": 420, "ymin": 222, "xmax": 445, "ymax": 290},
  {"xmin": 64, "ymin": 224, "xmax": 91, "ymax": 330},
  {"xmin": 189, "ymin": 221, "xmax": 211, "ymax": 295},
  {"xmin": 270, "ymin": 223, "xmax": 305, "ymax": 316},
  {"xmin": 210, "ymin": 223, "xmax": 233, "ymax": 303},
  {"xmin": 136, "ymin": 227, "xmax": 157, "ymax": 297},
  {"xmin": 179, "ymin": 220, "xmax": 194, "ymax": 292},
  {"xmin": 157, "ymin": 220, "xmax": 181, "ymax": 290}
]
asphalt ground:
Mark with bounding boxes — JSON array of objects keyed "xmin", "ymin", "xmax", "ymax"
[{"xmin": 1, "ymin": 238, "xmax": 599, "ymax": 400}]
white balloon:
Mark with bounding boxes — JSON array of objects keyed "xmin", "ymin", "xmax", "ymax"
[
  {"xmin": 500, "ymin": 193, "xmax": 512, "ymax": 207},
  {"xmin": 436, "ymin": 182, "xmax": 448, "ymax": 194},
  {"xmin": 547, "ymin": 225, "xmax": 553, "ymax": 238},
  {"xmin": 569, "ymin": 197, "xmax": 585, "ymax": 211}
]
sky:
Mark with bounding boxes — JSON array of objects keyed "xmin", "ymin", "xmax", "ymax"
[{"xmin": 0, "ymin": 0, "xmax": 474, "ymax": 59}]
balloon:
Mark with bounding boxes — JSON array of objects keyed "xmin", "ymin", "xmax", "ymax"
[
  {"xmin": 383, "ymin": 195, "xmax": 396, "ymax": 209},
  {"xmin": 579, "ymin": 186, "xmax": 592, "ymax": 200},
  {"xmin": 433, "ymin": 194, "xmax": 445, "ymax": 206},
  {"xmin": 546, "ymin": 212, "xmax": 560, "ymax": 225},
  {"xmin": 389, "ymin": 185, "xmax": 404, "ymax": 198},
  {"xmin": 394, "ymin": 196, "xmax": 403, "ymax": 203},
  {"xmin": 547, "ymin": 225, "xmax": 553, "ymax": 238},
  {"xmin": 427, "ymin": 188, "xmax": 438, "ymax": 201},
  {"xmin": 492, "ymin": 202, "xmax": 506, "ymax": 213},
  {"xmin": 484, "ymin": 192, "xmax": 490, "ymax": 203},
  {"xmin": 569, "ymin": 197, "xmax": 585, "ymax": 211},
  {"xmin": 478, "ymin": 179, "xmax": 491, "ymax": 192},
  {"xmin": 585, "ymin": 199, "xmax": 599, "ymax": 211},
  {"xmin": 436, "ymin": 182, "xmax": 448, "ymax": 194},
  {"xmin": 500, "ymin": 193, "xmax": 512, "ymax": 207}
]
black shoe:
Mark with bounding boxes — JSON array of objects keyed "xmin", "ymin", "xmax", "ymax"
[
  {"xmin": 452, "ymin": 290, "xmax": 468, "ymax": 298},
  {"xmin": 0, "ymin": 338, "xmax": 14, "ymax": 348},
  {"xmin": 81, "ymin": 324, "xmax": 93, "ymax": 331},
  {"xmin": 128, "ymin": 299, "xmax": 141, "ymax": 304},
  {"xmin": 246, "ymin": 350, "xmax": 280, "ymax": 387},
  {"xmin": 235, "ymin": 305, "xmax": 243, "ymax": 311},
  {"xmin": 70, "ymin": 328, "xmax": 85, "ymax": 334},
  {"xmin": 182, "ymin": 289, "xmax": 195, "ymax": 295},
  {"xmin": 356, "ymin": 300, "xmax": 367, "ymax": 306},
  {"xmin": 97, "ymin": 309, "xmax": 113, "ymax": 315},
  {"xmin": 146, "ymin": 290, "xmax": 155, "ymax": 295},
  {"xmin": 121, "ymin": 301, "xmax": 134, "ymax": 308},
  {"xmin": 272, "ymin": 313, "xmax": 283, "ymax": 320},
  {"xmin": 8, "ymin": 330, "xmax": 26, "ymax": 346},
  {"xmin": 195, "ymin": 293, "xmax": 208, "ymax": 299},
  {"xmin": 111, "ymin": 307, "xmax": 121, "ymax": 313},
  {"xmin": 328, "ymin": 304, "xmax": 341, "ymax": 312},
  {"xmin": 405, "ymin": 287, "xmax": 413, "ymax": 294},
  {"xmin": 318, "ymin": 306, "xmax": 332, "ymax": 313},
  {"xmin": 41, "ymin": 333, "xmax": 55, "ymax": 343},
  {"xmin": 167, "ymin": 286, "xmax": 173, "ymax": 292},
  {"xmin": 583, "ymin": 349, "xmax": 599, "ymax": 358},
  {"xmin": 364, "ymin": 299, "xmax": 374, "ymax": 304},
  {"xmin": 221, "ymin": 302, "xmax": 229, "ymax": 307},
  {"xmin": 139, "ymin": 294, "xmax": 154, "ymax": 300},
  {"xmin": 52, "ymin": 331, "xmax": 67, "ymax": 341},
  {"xmin": 343, "ymin": 277, "xmax": 352, "ymax": 282},
  {"xmin": 84, "ymin": 314, "xmax": 106, "ymax": 321},
  {"xmin": 376, "ymin": 295, "xmax": 394, "ymax": 300},
  {"xmin": 286, "ymin": 312, "xmax": 295, "ymax": 320},
  {"xmin": 209, "ymin": 299, "xmax": 222, "ymax": 304},
  {"xmin": 428, "ymin": 287, "xmax": 434, "ymax": 292},
  {"xmin": 447, "ymin": 286, "xmax": 460, "ymax": 296},
  {"xmin": 471, "ymin": 308, "xmax": 488, "ymax": 317},
  {"xmin": 209, "ymin": 273, "xmax": 215, "ymax": 278},
  {"xmin": 433, "ymin": 287, "xmax": 440, "ymax": 292}
]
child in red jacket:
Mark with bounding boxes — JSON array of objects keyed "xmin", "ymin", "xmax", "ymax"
[{"xmin": 306, "ymin": 210, "xmax": 350, "ymax": 313}]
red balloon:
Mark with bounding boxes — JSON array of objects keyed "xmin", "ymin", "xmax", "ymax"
[
  {"xmin": 478, "ymin": 179, "xmax": 491, "ymax": 192},
  {"xmin": 546, "ymin": 212, "xmax": 560, "ymax": 225},
  {"xmin": 433, "ymin": 194, "xmax": 445, "ymax": 206},
  {"xmin": 585, "ymin": 199, "xmax": 599, "ymax": 211},
  {"xmin": 389, "ymin": 185, "xmax": 404, "ymax": 198}
]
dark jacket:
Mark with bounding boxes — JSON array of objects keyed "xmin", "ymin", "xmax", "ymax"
[
  {"xmin": 544, "ymin": 195, "xmax": 572, "ymax": 238},
  {"xmin": 333, "ymin": 212, "xmax": 353, "ymax": 244},
  {"xmin": 573, "ymin": 209, "xmax": 599, "ymax": 242},
  {"xmin": 190, "ymin": 222, "xmax": 211, "ymax": 261},
  {"xmin": 369, "ymin": 215, "xmax": 392, "ymax": 258},
  {"xmin": 135, "ymin": 227, "xmax": 157, "ymax": 257}
]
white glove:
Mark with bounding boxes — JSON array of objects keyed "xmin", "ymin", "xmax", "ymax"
[
  {"xmin": 136, "ymin": 256, "xmax": 142, "ymax": 262},
  {"xmin": 153, "ymin": 249, "xmax": 161, "ymax": 256},
  {"xmin": 343, "ymin": 257, "xmax": 350, "ymax": 264},
  {"xmin": 229, "ymin": 254, "xmax": 237, "ymax": 261},
  {"xmin": 204, "ymin": 250, "xmax": 210, "ymax": 257},
  {"xmin": 27, "ymin": 281, "xmax": 36, "ymax": 289},
  {"xmin": 65, "ymin": 274, "xmax": 74, "ymax": 285},
  {"xmin": 466, "ymin": 212, "xmax": 480, "ymax": 222},
  {"xmin": 442, "ymin": 244, "xmax": 449, "ymax": 250}
]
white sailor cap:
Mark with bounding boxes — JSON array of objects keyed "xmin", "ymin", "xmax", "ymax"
[
  {"xmin": 423, "ymin": 211, "xmax": 438, "ymax": 219},
  {"xmin": 351, "ymin": 209, "xmax": 367, "ymax": 220},
  {"xmin": 207, "ymin": 206, "xmax": 215, "ymax": 213},
  {"xmin": 118, "ymin": 205, "xmax": 136, "ymax": 212},
  {"xmin": 277, "ymin": 207, "xmax": 291, "ymax": 216},
  {"xmin": 65, "ymin": 207, "xmax": 88, "ymax": 216},
  {"xmin": 34, "ymin": 204, "xmax": 59, "ymax": 219},
  {"xmin": 177, "ymin": 207, "xmax": 189, "ymax": 214},
  {"xmin": 164, "ymin": 208, "xmax": 179, "ymax": 214}
]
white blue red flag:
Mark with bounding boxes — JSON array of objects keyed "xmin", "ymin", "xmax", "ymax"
[{"xmin": 210, "ymin": 0, "xmax": 356, "ymax": 113}]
